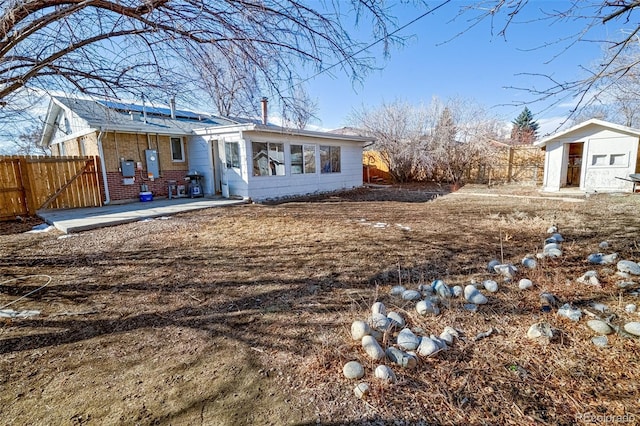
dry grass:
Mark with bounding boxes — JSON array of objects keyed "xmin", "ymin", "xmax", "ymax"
[{"xmin": 1, "ymin": 183, "xmax": 639, "ymax": 425}]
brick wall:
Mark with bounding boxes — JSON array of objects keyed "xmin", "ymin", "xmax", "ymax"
[{"xmin": 106, "ymin": 169, "xmax": 189, "ymax": 201}]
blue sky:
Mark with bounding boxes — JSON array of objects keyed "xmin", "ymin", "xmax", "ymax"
[{"xmin": 303, "ymin": 1, "xmax": 616, "ymax": 136}]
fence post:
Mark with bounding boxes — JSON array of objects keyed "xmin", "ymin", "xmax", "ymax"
[
  {"xmin": 18, "ymin": 156, "xmax": 38, "ymax": 216},
  {"xmin": 507, "ymin": 147, "xmax": 514, "ymax": 183}
]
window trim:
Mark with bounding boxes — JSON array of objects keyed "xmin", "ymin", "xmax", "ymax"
[
  {"xmin": 252, "ymin": 141, "xmax": 286, "ymax": 177},
  {"xmin": 290, "ymin": 144, "xmax": 317, "ymax": 174},
  {"xmin": 170, "ymin": 137, "xmax": 185, "ymax": 162},
  {"xmin": 225, "ymin": 141, "xmax": 240, "ymax": 169},
  {"xmin": 320, "ymin": 145, "xmax": 341, "ymax": 174}
]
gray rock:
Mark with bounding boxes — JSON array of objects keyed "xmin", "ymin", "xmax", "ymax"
[
  {"xmin": 521, "ymin": 256, "xmax": 537, "ymax": 269},
  {"xmin": 370, "ymin": 330, "xmax": 383, "ymax": 342},
  {"xmin": 544, "ymin": 237, "xmax": 558, "ymax": 245},
  {"xmin": 539, "ymin": 292, "xmax": 560, "ymax": 308},
  {"xmin": 429, "ymin": 335, "xmax": 449, "ymax": 350},
  {"xmin": 557, "ymin": 303, "xmax": 582, "ymax": 322},
  {"xmin": 487, "ymin": 259, "xmax": 500, "ymax": 273},
  {"xmin": 343, "ymin": 361, "xmax": 365, "ymax": 379},
  {"xmin": 416, "ymin": 336, "xmax": 439, "ymax": 357},
  {"xmin": 374, "ymin": 365, "xmax": 396, "ymax": 383},
  {"xmin": 452, "ymin": 285, "xmax": 463, "ymax": 297},
  {"xmin": 483, "ymin": 280, "xmax": 499, "ymax": 293},
  {"xmin": 590, "ymin": 302, "xmax": 608, "ymax": 313},
  {"xmin": 587, "ymin": 253, "xmax": 618, "ymax": 265},
  {"xmin": 353, "ymin": 382, "xmax": 370, "ymax": 399},
  {"xmin": 587, "ymin": 320, "xmax": 614, "ymax": 335},
  {"xmin": 402, "ymin": 289, "xmax": 422, "ymax": 301},
  {"xmin": 440, "ymin": 327, "xmax": 459, "ymax": 345},
  {"xmin": 464, "ymin": 285, "xmax": 488, "ymax": 305},
  {"xmin": 370, "ymin": 313, "xmax": 391, "ymax": 331},
  {"xmin": 463, "ymin": 303, "xmax": 478, "ymax": 312},
  {"xmin": 547, "ymin": 225, "xmax": 558, "ymax": 234},
  {"xmin": 397, "ymin": 328, "xmax": 420, "ymax": 351},
  {"xmin": 387, "ymin": 311, "xmax": 405, "ymax": 328},
  {"xmin": 551, "ymin": 233, "xmax": 564, "ymax": 242},
  {"xmin": 385, "ymin": 347, "xmax": 417, "ymax": 369},
  {"xmin": 432, "ymin": 279, "xmax": 452, "ymax": 298},
  {"xmin": 626, "ymin": 304, "xmax": 637, "ymax": 313},
  {"xmin": 418, "ymin": 283, "xmax": 433, "ymax": 296},
  {"xmin": 544, "ymin": 248, "xmax": 563, "ymax": 258},
  {"xmin": 617, "ymin": 260, "xmax": 640, "ymax": 275},
  {"xmin": 592, "ymin": 336, "xmax": 609, "ymax": 348},
  {"xmin": 518, "ymin": 279, "xmax": 533, "ymax": 290},
  {"xmin": 623, "ymin": 322, "xmax": 640, "ymax": 336},
  {"xmin": 362, "ymin": 335, "xmax": 386, "ymax": 360},
  {"xmin": 544, "ymin": 242, "xmax": 561, "ymax": 252},
  {"xmin": 351, "ymin": 320, "xmax": 371, "ymax": 340},
  {"xmin": 577, "ymin": 270, "xmax": 600, "ymax": 286},
  {"xmin": 390, "ymin": 285, "xmax": 406, "ymax": 296},
  {"xmin": 416, "ymin": 299, "xmax": 440, "ymax": 316},
  {"xmin": 527, "ymin": 322, "xmax": 554, "ymax": 341},
  {"xmin": 371, "ymin": 301, "xmax": 386, "ymax": 316},
  {"xmin": 599, "ymin": 241, "xmax": 610, "ymax": 250},
  {"xmin": 494, "ymin": 263, "xmax": 517, "ymax": 278}
]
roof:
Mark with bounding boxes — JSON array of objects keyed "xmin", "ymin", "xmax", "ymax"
[
  {"xmin": 535, "ymin": 118, "xmax": 640, "ymax": 147},
  {"xmin": 40, "ymin": 96, "xmax": 241, "ymax": 146}
]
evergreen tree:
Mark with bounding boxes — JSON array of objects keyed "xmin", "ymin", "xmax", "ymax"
[{"xmin": 511, "ymin": 107, "xmax": 539, "ymax": 145}]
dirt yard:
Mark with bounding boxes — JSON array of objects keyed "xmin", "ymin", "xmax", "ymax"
[{"xmin": 1, "ymin": 184, "xmax": 639, "ymax": 425}]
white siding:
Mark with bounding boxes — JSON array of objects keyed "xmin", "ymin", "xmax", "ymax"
[
  {"xmin": 187, "ymin": 135, "xmax": 215, "ymax": 195},
  {"xmin": 543, "ymin": 141, "xmax": 564, "ymax": 192}
]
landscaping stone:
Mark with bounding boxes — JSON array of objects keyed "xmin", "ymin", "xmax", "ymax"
[
  {"xmin": 430, "ymin": 335, "xmax": 448, "ymax": 350},
  {"xmin": 544, "ymin": 242, "xmax": 561, "ymax": 252},
  {"xmin": 416, "ymin": 336, "xmax": 439, "ymax": 357},
  {"xmin": 397, "ymin": 328, "xmax": 420, "ymax": 351},
  {"xmin": 527, "ymin": 322, "xmax": 554, "ymax": 341},
  {"xmin": 547, "ymin": 225, "xmax": 558, "ymax": 234},
  {"xmin": 432, "ymin": 279, "xmax": 452, "ymax": 298},
  {"xmin": 487, "ymin": 259, "xmax": 500, "ymax": 273},
  {"xmin": 440, "ymin": 327, "xmax": 459, "ymax": 345},
  {"xmin": 371, "ymin": 302, "xmax": 386, "ymax": 315},
  {"xmin": 370, "ymin": 313, "xmax": 391, "ymax": 331},
  {"xmin": 551, "ymin": 233, "xmax": 564, "ymax": 242},
  {"xmin": 452, "ymin": 285, "xmax": 463, "ymax": 297},
  {"xmin": 521, "ymin": 256, "xmax": 537, "ymax": 269},
  {"xmin": 390, "ymin": 285, "xmax": 406, "ymax": 296},
  {"xmin": 343, "ymin": 361, "xmax": 365, "ymax": 379},
  {"xmin": 483, "ymin": 280, "xmax": 499, "ymax": 293},
  {"xmin": 351, "ymin": 320, "xmax": 371, "ymax": 340},
  {"xmin": 599, "ymin": 241, "xmax": 609, "ymax": 250},
  {"xmin": 494, "ymin": 264, "xmax": 517, "ymax": 279},
  {"xmin": 385, "ymin": 347, "xmax": 417, "ymax": 369},
  {"xmin": 418, "ymin": 283, "xmax": 433, "ymax": 296},
  {"xmin": 617, "ymin": 260, "xmax": 640, "ymax": 275},
  {"xmin": 623, "ymin": 322, "xmax": 640, "ymax": 336},
  {"xmin": 402, "ymin": 289, "xmax": 422, "ymax": 301},
  {"xmin": 626, "ymin": 304, "xmax": 637, "ymax": 313},
  {"xmin": 587, "ymin": 253, "xmax": 618, "ymax": 265},
  {"xmin": 416, "ymin": 300, "xmax": 440, "ymax": 316},
  {"xmin": 544, "ymin": 248, "xmax": 563, "ymax": 258},
  {"xmin": 518, "ymin": 279, "xmax": 533, "ymax": 290},
  {"xmin": 362, "ymin": 335, "xmax": 386, "ymax": 360},
  {"xmin": 557, "ymin": 303, "xmax": 582, "ymax": 322},
  {"xmin": 463, "ymin": 303, "xmax": 478, "ymax": 312},
  {"xmin": 387, "ymin": 311, "xmax": 405, "ymax": 328},
  {"xmin": 353, "ymin": 382, "xmax": 370, "ymax": 399},
  {"xmin": 587, "ymin": 320, "xmax": 614, "ymax": 335},
  {"xmin": 374, "ymin": 365, "xmax": 396, "ymax": 383},
  {"xmin": 592, "ymin": 336, "xmax": 609, "ymax": 348},
  {"xmin": 577, "ymin": 270, "xmax": 600, "ymax": 286},
  {"xmin": 464, "ymin": 285, "xmax": 488, "ymax": 305}
]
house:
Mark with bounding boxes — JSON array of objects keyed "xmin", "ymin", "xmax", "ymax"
[
  {"xmin": 535, "ymin": 119, "xmax": 640, "ymax": 193},
  {"xmin": 39, "ymin": 96, "xmax": 371, "ymax": 203}
]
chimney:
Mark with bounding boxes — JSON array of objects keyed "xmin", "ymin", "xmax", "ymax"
[
  {"xmin": 261, "ymin": 97, "xmax": 268, "ymax": 125},
  {"xmin": 170, "ymin": 97, "xmax": 176, "ymax": 119}
]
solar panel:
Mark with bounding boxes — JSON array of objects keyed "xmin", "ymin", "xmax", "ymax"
[{"xmin": 96, "ymin": 100, "xmax": 207, "ymax": 120}]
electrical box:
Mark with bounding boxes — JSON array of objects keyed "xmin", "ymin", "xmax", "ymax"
[
  {"xmin": 121, "ymin": 160, "xmax": 135, "ymax": 177},
  {"xmin": 145, "ymin": 149, "xmax": 159, "ymax": 179}
]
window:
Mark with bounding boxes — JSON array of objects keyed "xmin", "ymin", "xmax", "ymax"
[
  {"xmin": 320, "ymin": 145, "xmax": 340, "ymax": 173},
  {"xmin": 591, "ymin": 154, "xmax": 606, "ymax": 166},
  {"xmin": 225, "ymin": 142, "xmax": 240, "ymax": 168},
  {"xmin": 609, "ymin": 153, "xmax": 627, "ymax": 166},
  {"xmin": 253, "ymin": 142, "xmax": 285, "ymax": 176},
  {"xmin": 170, "ymin": 137, "xmax": 185, "ymax": 162},
  {"xmin": 291, "ymin": 144, "xmax": 316, "ymax": 174}
]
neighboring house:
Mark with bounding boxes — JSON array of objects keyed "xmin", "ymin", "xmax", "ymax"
[
  {"xmin": 535, "ymin": 119, "xmax": 640, "ymax": 193},
  {"xmin": 39, "ymin": 96, "xmax": 371, "ymax": 203}
]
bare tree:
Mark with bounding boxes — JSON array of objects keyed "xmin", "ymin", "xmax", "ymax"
[
  {"xmin": 0, "ymin": 0, "xmax": 399, "ymax": 118},
  {"xmin": 279, "ymin": 88, "xmax": 319, "ymax": 130},
  {"xmin": 348, "ymin": 99, "xmax": 431, "ymax": 182},
  {"xmin": 2, "ymin": 123, "xmax": 49, "ymax": 155}
]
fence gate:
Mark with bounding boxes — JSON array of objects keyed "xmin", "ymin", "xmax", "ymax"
[{"xmin": 0, "ymin": 155, "xmax": 103, "ymax": 221}]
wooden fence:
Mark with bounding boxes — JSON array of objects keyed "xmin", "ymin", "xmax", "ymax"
[
  {"xmin": 0, "ymin": 155, "xmax": 103, "ymax": 220},
  {"xmin": 466, "ymin": 145, "xmax": 545, "ymax": 185}
]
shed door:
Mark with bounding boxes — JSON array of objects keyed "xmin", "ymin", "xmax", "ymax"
[{"xmin": 566, "ymin": 142, "xmax": 583, "ymax": 187}]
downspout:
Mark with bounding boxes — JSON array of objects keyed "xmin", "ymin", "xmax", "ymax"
[{"xmin": 96, "ymin": 130, "xmax": 111, "ymax": 204}]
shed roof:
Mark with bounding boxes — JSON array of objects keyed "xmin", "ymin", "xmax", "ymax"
[{"xmin": 535, "ymin": 118, "xmax": 640, "ymax": 147}]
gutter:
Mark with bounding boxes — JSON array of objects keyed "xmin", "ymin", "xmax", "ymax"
[{"xmin": 96, "ymin": 130, "xmax": 110, "ymax": 204}]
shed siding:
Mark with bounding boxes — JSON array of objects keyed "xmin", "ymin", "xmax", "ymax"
[{"xmin": 543, "ymin": 141, "xmax": 564, "ymax": 191}]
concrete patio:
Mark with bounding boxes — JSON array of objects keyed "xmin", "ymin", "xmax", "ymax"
[{"xmin": 38, "ymin": 197, "xmax": 248, "ymax": 233}]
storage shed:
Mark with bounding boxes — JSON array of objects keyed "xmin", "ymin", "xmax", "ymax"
[{"xmin": 535, "ymin": 119, "xmax": 640, "ymax": 193}]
